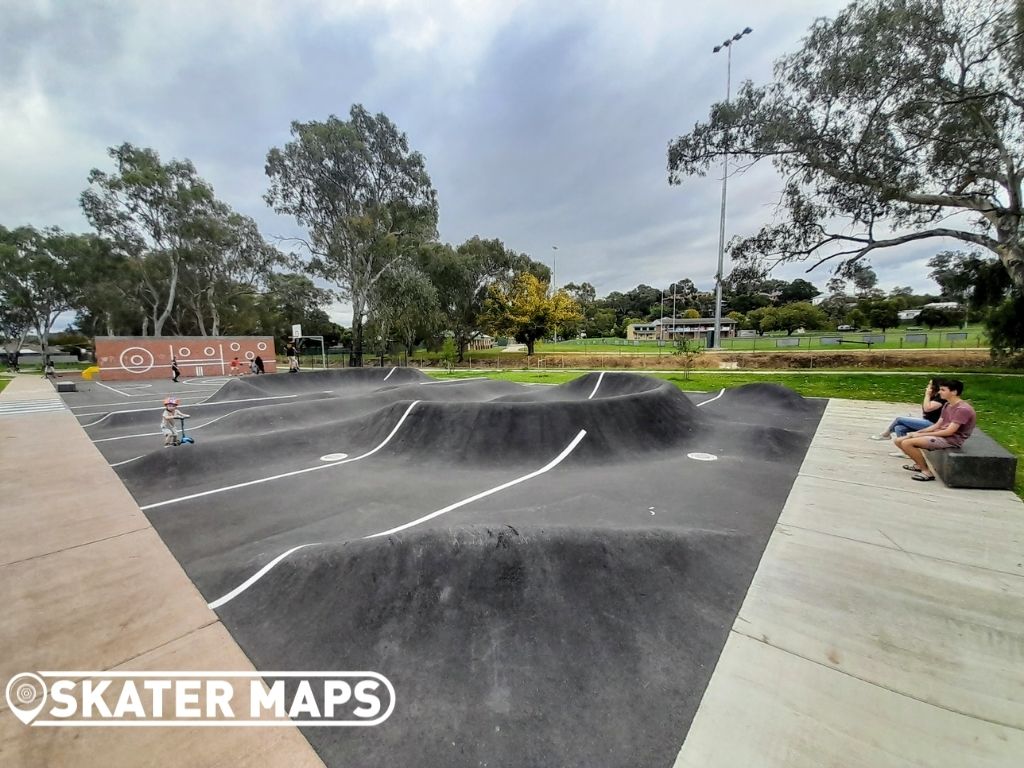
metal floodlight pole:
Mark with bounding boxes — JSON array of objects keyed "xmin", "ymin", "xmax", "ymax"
[
  {"xmin": 712, "ymin": 26, "xmax": 752, "ymax": 350},
  {"xmin": 550, "ymin": 245, "xmax": 558, "ymax": 295}
]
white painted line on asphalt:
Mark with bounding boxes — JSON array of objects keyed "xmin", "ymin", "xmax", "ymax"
[
  {"xmin": 587, "ymin": 371, "xmax": 605, "ymax": 400},
  {"xmin": 205, "ymin": 427, "xmax": 588, "ymax": 610},
  {"xmin": 80, "ymin": 394, "xmax": 299, "ymax": 427},
  {"xmin": 364, "ymin": 428, "xmax": 588, "ymax": 539},
  {"xmin": 207, "ymin": 544, "xmax": 320, "ymax": 610},
  {"xmin": 95, "ymin": 381, "xmax": 132, "ymax": 398},
  {"xmin": 109, "ymin": 455, "xmax": 145, "ymax": 467},
  {"xmin": 696, "ymin": 388, "xmax": 726, "ymax": 407},
  {"xmin": 421, "ymin": 377, "xmax": 491, "ymax": 384},
  {"xmin": 0, "ymin": 403, "xmax": 68, "ymax": 416},
  {"xmin": 70, "ymin": 394, "xmax": 213, "ymax": 411},
  {"xmin": 383, "ymin": 367, "xmax": 396, "ymax": 381},
  {"xmin": 139, "ymin": 400, "xmax": 422, "ymax": 511}
]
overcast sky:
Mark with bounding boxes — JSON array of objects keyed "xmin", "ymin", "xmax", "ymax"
[{"xmin": 2, "ymin": 0, "xmax": 960, "ymax": 327}]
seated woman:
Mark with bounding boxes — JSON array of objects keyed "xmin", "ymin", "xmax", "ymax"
[{"xmin": 870, "ymin": 377, "xmax": 945, "ymax": 440}]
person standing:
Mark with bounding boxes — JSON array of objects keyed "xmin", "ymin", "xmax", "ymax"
[
  {"xmin": 254, "ymin": 355, "xmax": 265, "ymax": 374},
  {"xmin": 286, "ymin": 340, "xmax": 299, "ymax": 373},
  {"xmin": 171, "ymin": 356, "xmax": 181, "ymax": 383}
]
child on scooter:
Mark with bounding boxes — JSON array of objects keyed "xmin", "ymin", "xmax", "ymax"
[{"xmin": 161, "ymin": 397, "xmax": 190, "ymax": 446}]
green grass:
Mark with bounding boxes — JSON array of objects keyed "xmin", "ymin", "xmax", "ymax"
[
  {"xmin": 527, "ymin": 325, "xmax": 988, "ymax": 354},
  {"xmin": 428, "ymin": 369, "xmax": 1024, "ymax": 499},
  {"xmin": 0, "ymin": 377, "xmax": 8, "ymax": 394}
]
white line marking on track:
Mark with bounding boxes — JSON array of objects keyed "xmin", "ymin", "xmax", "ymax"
[
  {"xmin": 207, "ymin": 545, "xmax": 320, "ymax": 610},
  {"xmin": 587, "ymin": 371, "xmax": 605, "ymax": 400},
  {"xmin": 80, "ymin": 394, "xmax": 299, "ymax": 427},
  {"xmin": 364, "ymin": 429, "xmax": 587, "ymax": 539},
  {"xmin": 383, "ymin": 367, "xmax": 396, "ymax": 381},
  {"xmin": 95, "ymin": 381, "xmax": 132, "ymax": 398},
  {"xmin": 70, "ymin": 394, "xmax": 215, "ymax": 411},
  {"xmin": 696, "ymin": 388, "xmax": 726, "ymax": 407},
  {"xmin": 205, "ymin": 428, "xmax": 587, "ymax": 610},
  {"xmin": 139, "ymin": 400, "xmax": 421, "ymax": 511},
  {"xmin": 109, "ymin": 455, "xmax": 145, "ymax": 467},
  {"xmin": 93, "ymin": 408, "xmax": 251, "ymax": 441},
  {"xmin": 421, "ymin": 377, "xmax": 491, "ymax": 384}
]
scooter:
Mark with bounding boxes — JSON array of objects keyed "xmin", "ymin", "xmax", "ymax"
[{"xmin": 175, "ymin": 415, "xmax": 195, "ymax": 445}]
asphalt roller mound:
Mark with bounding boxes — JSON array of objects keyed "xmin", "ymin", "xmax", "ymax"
[
  {"xmin": 221, "ymin": 524, "xmax": 751, "ymax": 768},
  {"xmin": 78, "ymin": 370, "xmax": 826, "ymax": 767}
]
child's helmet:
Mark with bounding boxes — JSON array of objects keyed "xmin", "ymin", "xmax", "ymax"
[{"xmin": 164, "ymin": 397, "xmax": 180, "ymax": 407}]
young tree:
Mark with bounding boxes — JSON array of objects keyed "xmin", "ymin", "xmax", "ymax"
[
  {"xmin": 867, "ymin": 302, "xmax": 900, "ymax": 332},
  {"xmin": 81, "ymin": 143, "xmax": 224, "ymax": 336},
  {"xmin": 775, "ymin": 302, "xmax": 828, "ymax": 335},
  {"xmin": 482, "ymin": 274, "xmax": 583, "ymax": 355},
  {"xmin": 265, "ymin": 105, "xmax": 438, "ymax": 366},
  {"xmin": 419, "ymin": 238, "xmax": 513, "ymax": 363},
  {"xmin": 668, "ymin": 0, "xmax": 1024, "ymax": 290},
  {"xmin": 747, "ymin": 306, "xmax": 780, "ymax": 336},
  {"xmin": 367, "ymin": 261, "xmax": 439, "ymax": 360}
]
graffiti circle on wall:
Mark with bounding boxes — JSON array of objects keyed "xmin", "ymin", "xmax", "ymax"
[
  {"xmin": 257, "ymin": 342, "xmax": 268, "ymax": 351},
  {"xmin": 230, "ymin": 342, "xmax": 241, "ymax": 352},
  {"xmin": 204, "ymin": 346, "xmax": 215, "ymax": 356},
  {"xmin": 119, "ymin": 347, "xmax": 155, "ymax": 374},
  {"xmin": 177, "ymin": 347, "xmax": 191, "ymax": 357}
]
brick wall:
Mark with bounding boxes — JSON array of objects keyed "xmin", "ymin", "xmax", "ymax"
[{"xmin": 95, "ymin": 337, "xmax": 278, "ymax": 380}]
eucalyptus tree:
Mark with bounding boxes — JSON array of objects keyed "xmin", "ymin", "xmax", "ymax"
[
  {"xmin": 0, "ymin": 226, "xmax": 95, "ymax": 360},
  {"xmin": 81, "ymin": 143, "xmax": 228, "ymax": 336},
  {"xmin": 265, "ymin": 105, "xmax": 438, "ymax": 366},
  {"xmin": 418, "ymin": 237, "xmax": 517, "ymax": 362},
  {"xmin": 668, "ymin": 0, "xmax": 1024, "ymax": 289},
  {"xmin": 367, "ymin": 261, "xmax": 440, "ymax": 359},
  {"xmin": 177, "ymin": 210, "xmax": 287, "ymax": 335}
]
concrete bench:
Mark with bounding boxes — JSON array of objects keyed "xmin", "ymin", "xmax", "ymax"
[{"xmin": 926, "ymin": 429, "xmax": 1018, "ymax": 490}]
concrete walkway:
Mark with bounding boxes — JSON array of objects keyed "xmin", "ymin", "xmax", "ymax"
[
  {"xmin": 675, "ymin": 398, "xmax": 1024, "ymax": 767},
  {"xmin": 0, "ymin": 375, "xmax": 323, "ymax": 767}
]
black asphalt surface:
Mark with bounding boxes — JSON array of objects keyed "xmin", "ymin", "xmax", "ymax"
[{"xmin": 65, "ymin": 369, "xmax": 825, "ymax": 768}]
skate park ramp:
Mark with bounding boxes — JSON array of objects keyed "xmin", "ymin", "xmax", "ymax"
[{"xmin": 75, "ymin": 370, "xmax": 826, "ymax": 767}]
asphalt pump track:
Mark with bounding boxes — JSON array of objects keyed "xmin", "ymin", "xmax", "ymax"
[{"xmin": 68, "ymin": 369, "xmax": 826, "ymax": 767}]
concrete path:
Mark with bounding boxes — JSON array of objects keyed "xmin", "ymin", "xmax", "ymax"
[
  {"xmin": 0, "ymin": 374, "xmax": 323, "ymax": 767},
  {"xmin": 674, "ymin": 398, "xmax": 1024, "ymax": 767}
]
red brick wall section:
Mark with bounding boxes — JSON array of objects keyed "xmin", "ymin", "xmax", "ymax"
[{"xmin": 95, "ymin": 337, "xmax": 278, "ymax": 381}]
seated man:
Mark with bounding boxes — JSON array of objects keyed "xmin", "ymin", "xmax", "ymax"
[{"xmin": 893, "ymin": 379, "xmax": 976, "ymax": 482}]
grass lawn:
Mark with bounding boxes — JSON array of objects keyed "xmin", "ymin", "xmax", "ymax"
[
  {"xmin": 0, "ymin": 377, "xmax": 8, "ymax": 394},
  {"xmin": 428, "ymin": 369, "xmax": 1024, "ymax": 499},
  {"xmin": 528, "ymin": 325, "xmax": 988, "ymax": 354}
]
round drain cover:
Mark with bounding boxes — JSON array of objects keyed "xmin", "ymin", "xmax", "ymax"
[{"xmin": 687, "ymin": 452, "xmax": 718, "ymax": 461}]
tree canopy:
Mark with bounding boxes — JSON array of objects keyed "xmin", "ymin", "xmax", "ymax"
[
  {"xmin": 482, "ymin": 274, "xmax": 583, "ymax": 355},
  {"xmin": 265, "ymin": 105, "xmax": 438, "ymax": 366},
  {"xmin": 668, "ymin": 0, "xmax": 1024, "ymax": 290}
]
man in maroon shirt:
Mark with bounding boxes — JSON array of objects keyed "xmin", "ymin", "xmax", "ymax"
[{"xmin": 893, "ymin": 379, "xmax": 977, "ymax": 482}]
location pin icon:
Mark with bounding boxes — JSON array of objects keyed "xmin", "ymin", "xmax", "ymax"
[{"xmin": 5, "ymin": 673, "xmax": 48, "ymax": 725}]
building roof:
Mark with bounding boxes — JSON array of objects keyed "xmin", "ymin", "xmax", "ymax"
[{"xmin": 629, "ymin": 317, "xmax": 737, "ymax": 327}]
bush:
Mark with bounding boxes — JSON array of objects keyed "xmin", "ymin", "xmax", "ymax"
[{"xmin": 987, "ymin": 293, "xmax": 1024, "ymax": 367}]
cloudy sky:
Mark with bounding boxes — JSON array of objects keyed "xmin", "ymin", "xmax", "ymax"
[{"xmin": 2, "ymin": 0, "xmax": 959, "ymax": 326}]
